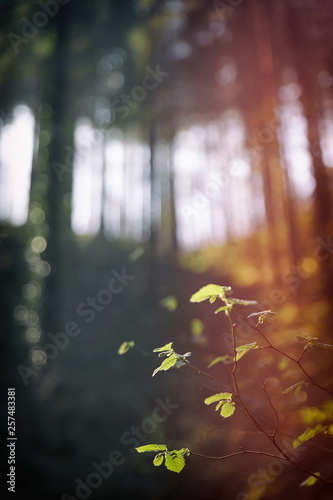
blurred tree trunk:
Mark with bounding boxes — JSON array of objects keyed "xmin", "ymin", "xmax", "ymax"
[
  {"xmin": 286, "ymin": 0, "xmax": 333, "ymax": 315},
  {"xmin": 287, "ymin": 0, "xmax": 332, "ymax": 236},
  {"xmin": 241, "ymin": 0, "xmax": 282, "ymax": 285},
  {"xmin": 41, "ymin": 3, "xmax": 74, "ymax": 334},
  {"xmin": 267, "ymin": 0, "xmax": 301, "ymax": 273},
  {"xmin": 149, "ymin": 120, "xmax": 159, "ymax": 296}
]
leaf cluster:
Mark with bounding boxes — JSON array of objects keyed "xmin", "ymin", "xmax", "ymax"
[{"xmin": 136, "ymin": 444, "xmax": 190, "ymax": 473}]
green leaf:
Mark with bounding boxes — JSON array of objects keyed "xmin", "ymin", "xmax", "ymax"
[
  {"xmin": 300, "ymin": 473, "xmax": 321, "ymax": 487},
  {"xmin": 152, "ymin": 353, "xmax": 178, "ymax": 377},
  {"xmin": 118, "ymin": 341, "xmax": 135, "ymax": 355},
  {"xmin": 248, "ymin": 310, "xmax": 277, "ymax": 323},
  {"xmin": 311, "ymin": 339, "xmax": 333, "ymax": 349},
  {"xmin": 153, "ymin": 454, "xmax": 164, "ymax": 466},
  {"xmin": 160, "ymin": 295, "xmax": 178, "ymax": 311},
  {"xmin": 293, "ymin": 424, "xmax": 328, "ymax": 449},
  {"xmin": 220, "ymin": 401, "xmax": 236, "ymax": 418},
  {"xmin": 136, "ymin": 444, "xmax": 167, "ymax": 453},
  {"xmin": 215, "ymin": 400, "xmax": 223, "ymax": 412},
  {"xmin": 190, "ymin": 284, "xmax": 231, "ymax": 303},
  {"xmin": 235, "ymin": 342, "xmax": 258, "ymax": 361},
  {"xmin": 191, "ymin": 318, "xmax": 204, "ymax": 336},
  {"xmin": 229, "ymin": 298, "xmax": 258, "ymax": 306},
  {"xmin": 164, "ymin": 451, "xmax": 186, "ymax": 473},
  {"xmin": 153, "ymin": 342, "xmax": 173, "ymax": 353},
  {"xmin": 282, "ymin": 380, "xmax": 308, "ymax": 395},
  {"xmin": 204, "ymin": 392, "xmax": 232, "ymax": 405},
  {"xmin": 208, "ymin": 355, "xmax": 233, "ymax": 368},
  {"xmin": 296, "ymin": 335, "xmax": 310, "ymax": 342},
  {"xmin": 214, "ymin": 305, "xmax": 231, "ymax": 315}
]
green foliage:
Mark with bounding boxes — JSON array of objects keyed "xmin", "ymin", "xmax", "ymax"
[
  {"xmin": 228, "ymin": 298, "xmax": 258, "ymax": 306},
  {"xmin": 282, "ymin": 380, "xmax": 309, "ymax": 396},
  {"xmin": 220, "ymin": 401, "xmax": 236, "ymax": 418},
  {"xmin": 136, "ymin": 444, "xmax": 190, "ymax": 473},
  {"xmin": 191, "ymin": 318, "xmax": 204, "ymax": 336},
  {"xmin": 208, "ymin": 355, "xmax": 233, "ymax": 368},
  {"xmin": 153, "ymin": 342, "xmax": 173, "ymax": 355},
  {"xmin": 190, "ymin": 284, "xmax": 257, "ymax": 317},
  {"xmin": 214, "ymin": 305, "xmax": 232, "ymax": 315},
  {"xmin": 204, "ymin": 392, "xmax": 232, "ymax": 405},
  {"xmin": 235, "ymin": 342, "xmax": 258, "ymax": 361},
  {"xmin": 118, "ymin": 340, "xmax": 135, "ymax": 355},
  {"xmin": 123, "ymin": 282, "xmax": 333, "ymax": 486},
  {"xmin": 136, "ymin": 444, "xmax": 167, "ymax": 453},
  {"xmin": 159, "ymin": 295, "xmax": 178, "ymax": 311},
  {"xmin": 152, "ymin": 343, "xmax": 191, "ymax": 377},
  {"xmin": 190, "ymin": 284, "xmax": 231, "ymax": 303},
  {"xmin": 300, "ymin": 473, "xmax": 321, "ymax": 487},
  {"xmin": 293, "ymin": 424, "xmax": 328, "ymax": 449},
  {"xmin": 152, "ymin": 353, "xmax": 178, "ymax": 377},
  {"xmin": 204, "ymin": 392, "xmax": 235, "ymax": 418},
  {"xmin": 297, "ymin": 336, "xmax": 333, "ymax": 351},
  {"xmin": 247, "ymin": 310, "xmax": 277, "ymax": 324},
  {"xmin": 153, "ymin": 454, "xmax": 164, "ymax": 466}
]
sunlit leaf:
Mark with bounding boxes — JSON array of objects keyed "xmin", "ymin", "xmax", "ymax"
[
  {"xmin": 164, "ymin": 451, "xmax": 186, "ymax": 473},
  {"xmin": 282, "ymin": 380, "xmax": 308, "ymax": 395},
  {"xmin": 191, "ymin": 318, "xmax": 204, "ymax": 336},
  {"xmin": 190, "ymin": 284, "xmax": 231, "ymax": 303},
  {"xmin": 215, "ymin": 400, "xmax": 223, "ymax": 412},
  {"xmin": 296, "ymin": 335, "xmax": 310, "ymax": 342},
  {"xmin": 229, "ymin": 298, "xmax": 258, "ymax": 306},
  {"xmin": 118, "ymin": 340, "xmax": 135, "ymax": 355},
  {"xmin": 160, "ymin": 295, "xmax": 178, "ymax": 311},
  {"xmin": 136, "ymin": 444, "xmax": 167, "ymax": 453},
  {"xmin": 293, "ymin": 424, "xmax": 328, "ymax": 449},
  {"xmin": 220, "ymin": 401, "xmax": 235, "ymax": 418},
  {"xmin": 235, "ymin": 342, "xmax": 258, "ymax": 361},
  {"xmin": 204, "ymin": 392, "xmax": 232, "ymax": 405},
  {"xmin": 153, "ymin": 342, "xmax": 173, "ymax": 353},
  {"xmin": 208, "ymin": 355, "xmax": 233, "ymax": 368},
  {"xmin": 152, "ymin": 353, "xmax": 178, "ymax": 377},
  {"xmin": 248, "ymin": 310, "xmax": 277, "ymax": 323},
  {"xmin": 214, "ymin": 305, "xmax": 231, "ymax": 315},
  {"xmin": 153, "ymin": 454, "xmax": 164, "ymax": 466},
  {"xmin": 311, "ymin": 339, "xmax": 333, "ymax": 349},
  {"xmin": 300, "ymin": 473, "xmax": 321, "ymax": 487}
]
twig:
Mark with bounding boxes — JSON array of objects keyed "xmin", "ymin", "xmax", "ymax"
[
  {"xmin": 234, "ymin": 310, "xmax": 333, "ymax": 397},
  {"xmin": 261, "ymin": 378, "xmax": 279, "ymax": 438},
  {"xmin": 190, "ymin": 448, "xmax": 287, "ymax": 461},
  {"xmin": 183, "ymin": 360, "xmax": 235, "ymax": 395}
]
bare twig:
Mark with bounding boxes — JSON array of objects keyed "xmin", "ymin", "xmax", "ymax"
[
  {"xmin": 261, "ymin": 378, "xmax": 279, "ymax": 438},
  {"xmin": 190, "ymin": 448, "xmax": 287, "ymax": 461}
]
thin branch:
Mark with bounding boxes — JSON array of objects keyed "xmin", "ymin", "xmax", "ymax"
[
  {"xmin": 134, "ymin": 345, "xmax": 155, "ymax": 357},
  {"xmin": 261, "ymin": 378, "xmax": 279, "ymax": 438},
  {"xmin": 234, "ymin": 310, "xmax": 333, "ymax": 397},
  {"xmin": 190, "ymin": 448, "xmax": 287, "ymax": 461},
  {"xmin": 183, "ymin": 360, "xmax": 235, "ymax": 395}
]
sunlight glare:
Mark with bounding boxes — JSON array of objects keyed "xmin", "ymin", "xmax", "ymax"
[{"xmin": 0, "ymin": 105, "xmax": 35, "ymax": 225}]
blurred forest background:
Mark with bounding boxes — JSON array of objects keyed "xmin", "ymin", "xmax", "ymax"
[{"xmin": 1, "ymin": 0, "xmax": 333, "ymax": 499}]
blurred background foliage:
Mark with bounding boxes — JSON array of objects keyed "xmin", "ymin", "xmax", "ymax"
[{"xmin": 1, "ymin": 0, "xmax": 333, "ymax": 498}]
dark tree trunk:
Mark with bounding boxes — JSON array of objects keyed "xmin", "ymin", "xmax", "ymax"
[{"xmin": 41, "ymin": 3, "xmax": 74, "ymax": 334}]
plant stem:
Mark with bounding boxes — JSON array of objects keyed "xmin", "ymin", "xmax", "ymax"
[{"xmin": 234, "ymin": 310, "xmax": 333, "ymax": 397}]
